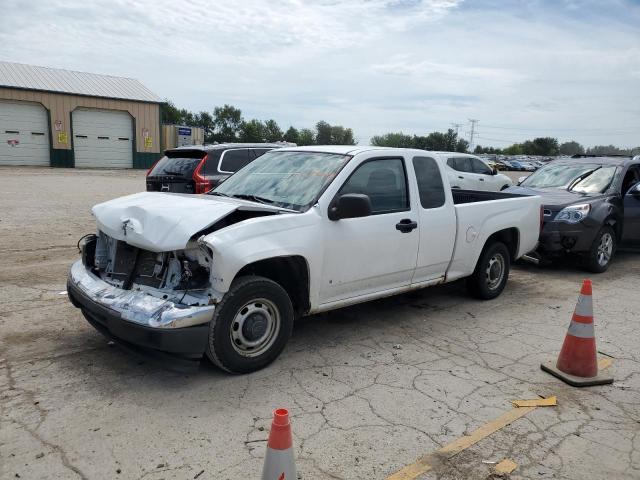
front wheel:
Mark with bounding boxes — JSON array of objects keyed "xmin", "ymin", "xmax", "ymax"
[
  {"xmin": 205, "ymin": 276, "xmax": 294, "ymax": 373},
  {"xmin": 467, "ymin": 242, "xmax": 511, "ymax": 300},
  {"xmin": 584, "ymin": 226, "xmax": 616, "ymax": 273}
]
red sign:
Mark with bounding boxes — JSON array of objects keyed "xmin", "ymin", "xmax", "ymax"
[
  {"xmin": 7, "ymin": 139, "xmax": 19, "ymax": 146},
  {"xmin": 54, "ymin": 120, "xmax": 63, "ymax": 131}
]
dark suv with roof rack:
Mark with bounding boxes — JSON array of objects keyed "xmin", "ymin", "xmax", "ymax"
[
  {"xmin": 146, "ymin": 143, "xmax": 286, "ymax": 194},
  {"xmin": 507, "ymin": 155, "xmax": 640, "ymax": 272}
]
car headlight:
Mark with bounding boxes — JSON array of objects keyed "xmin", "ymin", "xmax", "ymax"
[{"xmin": 554, "ymin": 204, "xmax": 591, "ymax": 224}]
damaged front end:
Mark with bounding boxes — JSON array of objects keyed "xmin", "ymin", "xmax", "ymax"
[{"xmin": 67, "ymin": 232, "xmax": 218, "ymax": 366}]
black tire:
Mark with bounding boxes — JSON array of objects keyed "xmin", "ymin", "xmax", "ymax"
[
  {"xmin": 466, "ymin": 242, "xmax": 511, "ymax": 300},
  {"xmin": 584, "ymin": 225, "xmax": 616, "ymax": 273},
  {"xmin": 205, "ymin": 275, "xmax": 294, "ymax": 374}
]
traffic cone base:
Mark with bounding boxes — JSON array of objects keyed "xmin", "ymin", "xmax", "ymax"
[{"xmin": 541, "ymin": 360, "xmax": 613, "ymax": 387}]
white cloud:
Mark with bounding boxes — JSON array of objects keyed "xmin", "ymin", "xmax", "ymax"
[{"xmin": 0, "ymin": 0, "xmax": 639, "ymax": 147}]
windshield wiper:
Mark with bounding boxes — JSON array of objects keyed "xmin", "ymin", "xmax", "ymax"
[
  {"xmin": 230, "ymin": 194, "xmax": 276, "ymax": 205},
  {"xmin": 208, "ymin": 191, "xmax": 230, "ymax": 197},
  {"xmin": 568, "ymin": 167, "xmax": 601, "ymax": 191}
]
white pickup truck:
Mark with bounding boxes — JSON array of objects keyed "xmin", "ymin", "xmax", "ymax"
[{"xmin": 68, "ymin": 146, "xmax": 542, "ymax": 373}]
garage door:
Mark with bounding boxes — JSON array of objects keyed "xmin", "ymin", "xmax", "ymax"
[
  {"xmin": 72, "ymin": 109, "xmax": 133, "ymax": 168},
  {"xmin": 0, "ymin": 101, "xmax": 50, "ymax": 166}
]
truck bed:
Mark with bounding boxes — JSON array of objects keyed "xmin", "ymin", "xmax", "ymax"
[{"xmin": 452, "ymin": 189, "xmax": 526, "ymax": 204}]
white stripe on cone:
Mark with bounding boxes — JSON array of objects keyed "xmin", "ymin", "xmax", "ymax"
[
  {"xmin": 262, "ymin": 447, "xmax": 296, "ymax": 480},
  {"xmin": 567, "ymin": 320, "xmax": 595, "ymax": 338},
  {"xmin": 574, "ymin": 294, "xmax": 593, "ymax": 317}
]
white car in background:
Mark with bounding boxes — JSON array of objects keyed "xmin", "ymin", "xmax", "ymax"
[{"xmin": 443, "ymin": 153, "xmax": 513, "ymax": 191}]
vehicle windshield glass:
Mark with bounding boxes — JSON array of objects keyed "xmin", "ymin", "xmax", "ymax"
[
  {"xmin": 148, "ymin": 151, "xmax": 205, "ymax": 177},
  {"xmin": 521, "ymin": 163, "xmax": 617, "ymax": 193},
  {"xmin": 211, "ymin": 150, "xmax": 351, "ymax": 211}
]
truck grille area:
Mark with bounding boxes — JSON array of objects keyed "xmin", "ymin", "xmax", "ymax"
[{"xmin": 91, "ymin": 232, "xmax": 209, "ymax": 292}]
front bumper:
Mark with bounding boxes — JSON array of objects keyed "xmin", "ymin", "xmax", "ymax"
[
  {"xmin": 67, "ymin": 260, "xmax": 213, "ymax": 358},
  {"xmin": 538, "ymin": 221, "xmax": 598, "ymax": 255}
]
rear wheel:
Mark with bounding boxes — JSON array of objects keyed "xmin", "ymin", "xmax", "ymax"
[
  {"xmin": 467, "ymin": 242, "xmax": 511, "ymax": 299},
  {"xmin": 585, "ymin": 226, "xmax": 616, "ymax": 273},
  {"xmin": 206, "ymin": 276, "xmax": 294, "ymax": 373}
]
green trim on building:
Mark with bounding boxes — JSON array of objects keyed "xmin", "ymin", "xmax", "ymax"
[
  {"xmin": 51, "ymin": 149, "xmax": 74, "ymax": 167},
  {"xmin": 133, "ymin": 151, "xmax": 158, "ymax": 169}
]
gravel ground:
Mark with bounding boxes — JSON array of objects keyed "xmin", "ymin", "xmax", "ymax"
[{"xmin": 1, "ymin": 166, "xmax": 638, "ymax": 480}]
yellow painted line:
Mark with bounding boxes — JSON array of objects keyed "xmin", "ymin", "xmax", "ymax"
[
  {"xmin": 598, "ymin": 357, "xmax": 613, "ymax": 370},
  {"xmin": 386, "ymin": 406, "xmax": 536, "ymax": 480},
  {"xmin": 494, "ymin": 458, "xmax": 518, "ymax": 474},
  {"xmin": 512, "ymin": 395, "xmax": 557, "ymax": 408}
]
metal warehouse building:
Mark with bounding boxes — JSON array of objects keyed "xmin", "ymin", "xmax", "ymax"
[{"xmin": 0, "ymin": 61, "xmax": 161, "ymax": 169}]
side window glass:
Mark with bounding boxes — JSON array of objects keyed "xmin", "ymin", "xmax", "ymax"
[
  {"xmin": 472, "ymin": 158, "xmax": 492, "ymax": 175},
  {"xmin": 338, "ymin": 158, "xmax": 408, "ymax": 214},
  {"xmin": 413, "ymin": 156, "xmax": 445, "ymax": 209},
  {"xmin": 447, "ymin": 158, "xmax": 456, "ymax": 170},
  {"xmin": 220, "ymin": 149, "xmax": 250, "ymax": 172},
  {"xmin": 453, "ymin": 157, "xmax": 471, "ymax": 172}
]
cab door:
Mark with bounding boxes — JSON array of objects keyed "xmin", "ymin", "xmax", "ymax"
[
  {"xmin": 469, "ymin": 157, "xmax": 496, "ymax": 191},
  {"xmin": 623, "ymin": 183, "xmax": 640, "ymax": 243},
  {"xmin": 318, "ymin": 155, "xmax": 420, "ymax": 305},
  {"xmin": 411, "ymin": 155, "xmax": 456, "ymax": 283},
  {"xmin": 447, "ymin": 157, "xmax": 475, "ymax": 189}
]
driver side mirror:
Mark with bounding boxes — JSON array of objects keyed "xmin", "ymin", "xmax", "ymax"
[
  {"xmin": 491, "ymin": 168, "xmax": 498, "ymax": 175},
  {"xmin": 328, "ymin": 193, "xmax": 372, "ymax": 221}
]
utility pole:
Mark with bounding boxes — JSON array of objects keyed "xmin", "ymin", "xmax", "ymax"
[
  {"xmin": 468, "ymin": 119, "xmax": 478, "ymax": 152},
  {"xmin": 451, "ymin": 123, "xmax": 463, "ymax": 138}
]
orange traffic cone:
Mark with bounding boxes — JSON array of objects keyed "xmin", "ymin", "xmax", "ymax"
[
  {"xmin": 541, "ymin": 279, "xmax": 613, "ymax": 387},
  {"xmin": 261, "ymin": 408, "xmax": 297, "ymax": 480}
]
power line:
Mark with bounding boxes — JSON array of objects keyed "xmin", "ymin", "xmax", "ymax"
[{"xmin": 451, "ymin": 123, "xmax": 463, "ymax": 137}]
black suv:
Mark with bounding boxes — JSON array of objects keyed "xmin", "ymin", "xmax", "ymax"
[
  {"xmin": 508, "ymin": 155, "xmax": 640, "ymax": 272},
  {"xmin": 146, "ymin": 143, "xmax": 284, "ymax": 194}
]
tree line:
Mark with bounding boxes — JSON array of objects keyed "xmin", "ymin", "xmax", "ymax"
[
  {"xmin": 474, "ymin": 138, "xmax": 640, "ymax": 156},
  {"xmin": 370, "ymin": 129, "xmax": 469, "ymax": 152},
  {"xmin": 161, "ymin": 101, "xmax": 355, "ymax": 146}
]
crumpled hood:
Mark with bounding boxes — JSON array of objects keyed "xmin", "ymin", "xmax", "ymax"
[{"xmin": 92, "ymin": 192, "xmax": 279, "ymax": 252}]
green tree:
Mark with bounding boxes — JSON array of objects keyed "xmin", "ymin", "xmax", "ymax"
[
  {"xmin": 586, "ymin": 145, "xmax": 627, "ymax": 155},
  {"xmin": 315, "ymin": 121, "xmax": 332, "ymax": 145},
  {"xmin": 212, "ymin": 104, "xmax": 243, "ymax": 142},
  {"xmin": 456, "ymin": 138, "xmax": 469, "ymax": 153},
  {"xmin": 263, "ymin": 119, "xmax": 283, "ymax": 142},
  {"xmin": 559, "ymin": 140, "xmax": 584, "ymax": 156},
  {"xmin": 503, "ymin": 143, "xmax": 524, "ymax": 155},
  {"xmin": 298, "ymin": 128, "xmax": 315, "ymax": 146},
  {"xmin": 424, "ymin": 131, "xmax": 448, "ymax": 151},
  {"xmin": 160, "ymin": 100, "xmax": 183, "ymax": 124},
  {"xmin": 196, "ymin": 111, "xmax": 214, "ymax": 143},
  {"xmin": 443, "ymin": 128, "xmax": 458, "ymax": 151},
  {"xmin": 370, "ymin": 132, "xmax": 414, "ymax": 147},
  {"xmin": 330, "ymin": 125, "xmax": 355, "ymax": 145},
  {"xmin": 283, "ymin": 126, "xmax": 299, "ymax": 144},
  {"xmin": 239, "ymin": 119, "xmax": 266, "ymax": 143}
]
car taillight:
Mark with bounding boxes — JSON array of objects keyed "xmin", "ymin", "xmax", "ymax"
[{"xmin": 193, "ymin": 154, "xmax": 212, "ymax": 194}]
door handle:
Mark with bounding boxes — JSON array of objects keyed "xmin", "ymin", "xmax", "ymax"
[
  {"xmin": 396, "ymin": 218, "xmax": 418, "ymax": 233},
  {"xmin": 479, "ymin": 178, "xmax": 485, "ymax": 181},
  {"xmin": 458, "ymin": 176, "xmax": 464, "ymax": 179}
]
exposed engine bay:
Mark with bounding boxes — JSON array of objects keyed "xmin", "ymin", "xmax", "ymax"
[{"xmin": 80, "ymin": 231, "xmax": 216, "ymax": 307}]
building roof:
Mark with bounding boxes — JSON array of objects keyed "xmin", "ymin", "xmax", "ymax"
[{"xmin": 0, "ymin": 61, "xmax": 161, "ymax": 103}]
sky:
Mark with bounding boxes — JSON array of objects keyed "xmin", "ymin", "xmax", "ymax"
[{"xmin": 1, "ymin": 0, "xmax": 639, "ymax": 148}]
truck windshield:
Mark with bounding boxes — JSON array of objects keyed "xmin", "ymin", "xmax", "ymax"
[
  {"xmin": 210, "ymin": 151, "xmax": 351, "ymax": 211},
  {"xmin": 521, "ymin": 163, "xmax": 617, "ymax": 193}
]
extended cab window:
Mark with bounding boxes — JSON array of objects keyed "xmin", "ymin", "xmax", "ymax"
[
  {"xmin": 220, "ymin": 149, "xmax": 250, "ymax": 172},
  {"xmin": 338, "ymin": 158, "xmax": 408, "ymax": 214},
  {"xmin": 413, "ymin": 156, "xmax": 445, "ymax": 209}
]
